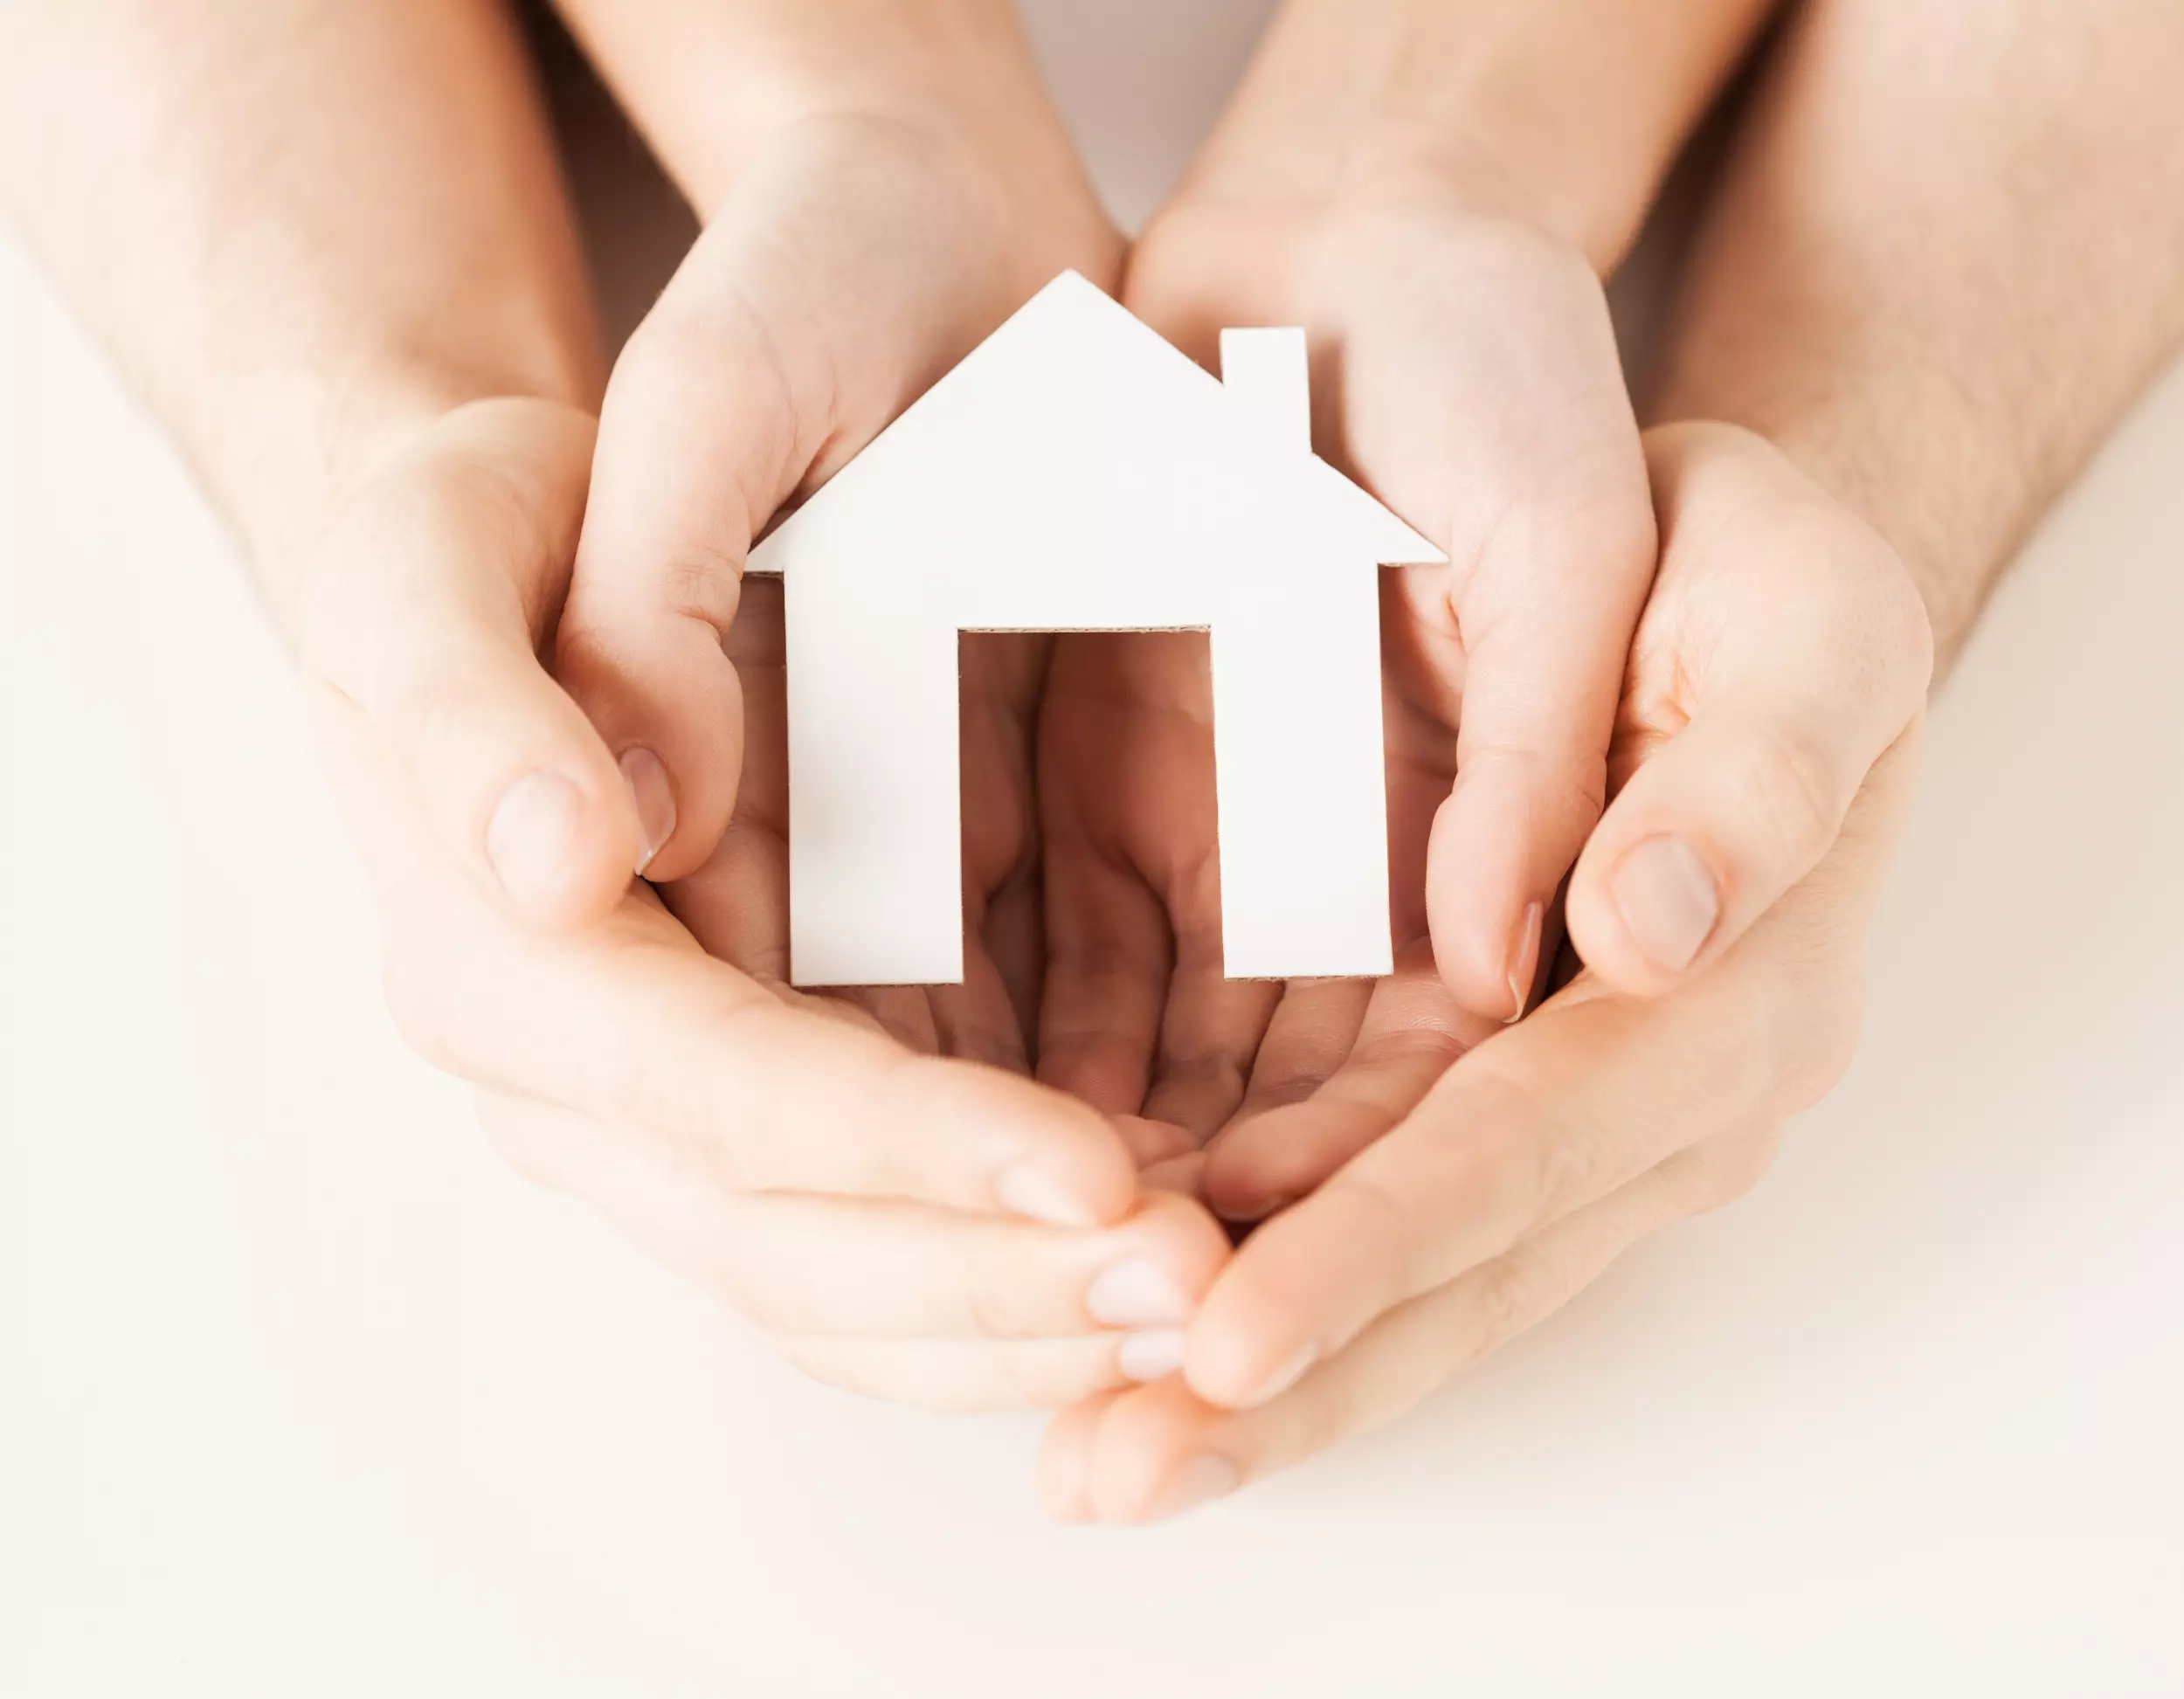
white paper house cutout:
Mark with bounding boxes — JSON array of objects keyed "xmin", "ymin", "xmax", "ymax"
[{"xmin": 745, "ymin": 270, "xmax": 1446, "ymax": 987}]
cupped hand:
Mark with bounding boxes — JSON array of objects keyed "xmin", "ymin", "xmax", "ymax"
[
  {"xmin": 296, "ymin": 397, "xmax": 1228, "ymax": 1411},
  {"xmin": 1036, "ymin": 163, "xmax": 1657, "ymax": 1164},
  {"xmin": 553, "ymin": 86, "xmax": 1123, "ymax": 1064},
  {"xmin": 1039, "ymin": 422, "xmax": 1934, "ymax": 1519}
]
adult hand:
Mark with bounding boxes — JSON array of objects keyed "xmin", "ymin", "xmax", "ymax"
[
  {"xmin": 1039, "ymin": 423, "xmax": 1934, "ymax": 1517},
  {"xmin": 299, "ymin": 397, "xmax": 1228, "ymax": 1411}
]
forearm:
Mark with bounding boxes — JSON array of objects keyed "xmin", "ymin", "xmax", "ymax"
[
  {"xmin": 1653, "ymin": 0, "xmax": 2184, "ymax": 666},
  {"xmin": 1174, "ymin": 0, "xmax": 1782, "ymax": 267},
  {"xmin": 549, "ymin": 0, "xmax": 1088, "ymax": 218},
  {"xmin": 0, "ymin": 0, "xmax": 601, "ymax": 616}
]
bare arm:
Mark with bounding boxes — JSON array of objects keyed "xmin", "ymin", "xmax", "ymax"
[
  {"xmin": 1180, "ymin": 0, "xmax": 1782, "ymax": 268},
  {"xmin": 0, "ymin": 0, "xmax": 1186, "ymax": 1412},
  {"xmin": 0, "ymin": 0, "xmax": 601, "ymax": 611},
  {"xmin": 1655, "ymin": 0, "xmax": 2184, "ymax": 666},
  {"xmin": 547, "ymin": 0, "xmax": 1095, "ymax": 221},
  {"xmin": 1083, "ymin": 0, "xmax": 1778, "ymax": 1034}
]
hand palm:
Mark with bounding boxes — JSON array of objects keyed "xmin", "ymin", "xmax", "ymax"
[
  {"xmin": 1034, "ymin": 604, "xmax": 1484, "ymax": 1202},
  {"xmin": 1034, "ymin": 195, "xmax": 1646, "ymax": 1198}
]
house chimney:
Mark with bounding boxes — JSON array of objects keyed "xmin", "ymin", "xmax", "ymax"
[{"xmin": 1220, "ymin": 327, "xmax": 1312, "ymax": 457}]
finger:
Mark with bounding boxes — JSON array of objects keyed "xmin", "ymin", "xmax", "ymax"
[
  {"xmin": 1199, "ymin": 943, "xmax": 1478, "ymax": 1223},
  {"xmin": 654, "ymin": 597, "xmax": 1024, "ymax": 1075},
  {"xmin": 1041, "ymin": 1129, "xmax": 1780, "ymax": 1523},
  {"xmin": 1036, "ymin": 843, "xmax": 1171, "ymax": 1114},
  {"xmin": 1039, "ymin": 1389, "xmax": 1126, "ymax": 1522},
  {"xmin": 1140, "ymin": 1149, "xmax": 1209, "ymax": 1199},
  {"xmin": 1122, "ymin": 634, "xmax": 1283, "ymax": 1139},
  {"xmin": 554, "ymin": 138, "xmax": 1049, "ymax": 884},
  {"xmin": 1565, "ymin": 425, "xmax": 1935, "ymax": 994},
  {"xmin": 1228, "ymin": 977, "xmax": 1378, "ymax": 1130},
  {"xmin": 1194, "ymin": 721, "xmax": 1935, "ymax": 1405},
  {"xmin": 550, "ymin": 214, "xmax": 783, "ymax": 884},
  {"xmin": 370, "ymin": 838, "xmax": 1140, "ymax": 1226},
  {"xmin": 1181, "ymin": 943, "xmax": 1804, "ymax": 1409},
  {"xmin": 1423, "ymin": 454, "xmax": 1656, "ymax": 1022},
  {"xmin": 1400, "ymin": 258, "xmax": 1656, "ymax": 1024},
  {"xmin": 775, "ymin": 1332, "xmax": 1159, "ymax": 1414},
  {"xmin": 958, "ymin": 631, "xmax": 1054, "ymax": 1058},
  {"xmin": 1112, "ymin": 1115, "xmax": 1199, "ymax": 1170},
  {"xmin": 1142, "ymin": 918, "xmax": 1283, "ymax": 1141},
  {"xmin": 651, "ymin": 565, "xmax": 789, "ymax": 960},
  {"xmin": 478, "ymin": 1092, "xmax": 1227, "ymax": 1338},
  {"xmin": 1035, "ymin": 632, "xmax": 1197, "ymax": 1116},
  {"xmin": 296, "ymin": 398, "xmax": 641, "ymax": 927}
]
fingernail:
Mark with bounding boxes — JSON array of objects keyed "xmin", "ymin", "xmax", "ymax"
[
  {"xmin": 992, "ymin": 1163, "xmax": 1098, "ymax": 1228},
  {"xmin": 1610, "ymin": 836, "xmax": 1720, "ymax": 974},
  {"xmin": 619, "ymin": 746, "xmax": 675, "ymax": 874},
  {"xmin": 1241, "ymin": 1341, "xmax": 1318, "ymax": 1408},
  {"xmin": 1147, "ymin": 1452, "xmax": 1240, "ymax": 1522},
  {"xmin": 1117, "ymin": 1329, "xmax": 1187, "ymax": 1382},
  {"xmin": 1086, "ymin": 1258, "xmax": 1193, "ymax": 1327},
  {"xmin": 1213, "ymin": 1191, "xmax": 1293, "ymax": 1226},
  {"xmin": 1505, "ymin": 900, "xmax": 1544, "ymax": 1024},
  {"xmin": 485, "ymin": 770, "xmax": 584, "ymax": 907}
]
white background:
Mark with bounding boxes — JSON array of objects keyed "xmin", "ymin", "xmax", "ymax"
[{"xmin": 6, "ymin": 3, "xmax": 2182, "ymax": 1693}]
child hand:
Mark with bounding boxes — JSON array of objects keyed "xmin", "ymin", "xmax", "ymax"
[{"xmin": 549, "ymin": 11, "xmax": 1123, "ymax": 1060}]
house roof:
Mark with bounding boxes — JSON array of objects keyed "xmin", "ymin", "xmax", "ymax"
[{"xmin": 747, "ymin": 269, "xmax": 1446, "ymax": 576}]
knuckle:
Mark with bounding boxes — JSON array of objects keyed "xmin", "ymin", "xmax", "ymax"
[
  {"xmin": 1524, "ymin": 1111, "xmax": 1607, "ymax": 1233},
  {"xmin": 1290, "ymin": 1362, "xmax": 1363, "ymax": 1459},
  {"xmin": 587, "ymin": 991, "xmax": 764, "ymax": 1195},
  {"xmin": 996, "ymin": 1343, "xmax": 1077, "ymax": 1410},
  {"xmin": 614, "ymin": 277, "xmax": 812, "ymax": 498},
  {"xmin": 1455, "ymin": 738, "xmax": 1609, "ymax": 832},
  {"xmin": 1464, "ymin": 1067, "xmax": 1599, "ymax": 1227},
  {"xmin": 384, "ymin": 666, "xmax": 485, "ymax": 777},
  {"xmin": 659, "ymin": 548, "xmax": 746, "ymax": 635},
  {"xmin": 960, "ymin": 1244, "xmax": 1026, "ymax": 1342},
  {"xmin": 1327, "ymin": 1171, "xmax": 1426, "ymax": 1316},
  {"xmin": 1467, "ymin": 1251, "xmax": 1548, "ymax": 1363},
  {"xmin": 1737, "ymin": 712, "xmax": 1849, "ymax": 873}
]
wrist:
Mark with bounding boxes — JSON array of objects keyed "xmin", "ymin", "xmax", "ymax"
[
  {"xmin": 1181, "ymin": 0, "xmax": 1773, "ymax": 273},
  {"xmin": 554, "ymin": 0, "xmax": 1075, "ymax": 219}
]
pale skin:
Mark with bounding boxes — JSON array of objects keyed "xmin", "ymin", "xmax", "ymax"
[
  {"xmin": 6, "ymin": 0, "xmax": 2182, "ymax": 1513},
  {"xmin": 0, "ymin": 0, "xmax": 1228, "ymax": 1412},
  {"xmin": 1043, "ymin": 0, "xmax": 2184, "ymax": 1518}
]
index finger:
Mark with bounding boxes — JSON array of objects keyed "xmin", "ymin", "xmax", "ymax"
[
  {"xmin": 314, "ymin": 687, "xmax": 1139, "ymax": 1230},
  {"xmin": 1180, "ymin": 736, "xmax": 1920, "ymax": 1408},
  {"xmin": 441, "ymin": 908, "xmax": 1141, "ymax": 1229}
]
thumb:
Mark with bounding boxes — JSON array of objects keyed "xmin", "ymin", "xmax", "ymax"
[
  {"xmin": 546, "ymin": 225, "xmax": 784, "ymax": 887},
  {"xmin": 1565, "ymin": 424, "xmax": 1934, "ymax": 994},
  {"xmin": 296, "ymin": 397, "xmax": 640, "ymax": 927},
  {"xmin": 550, "ymin": 122, "xmax": 1095, "ymax": 886}
]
